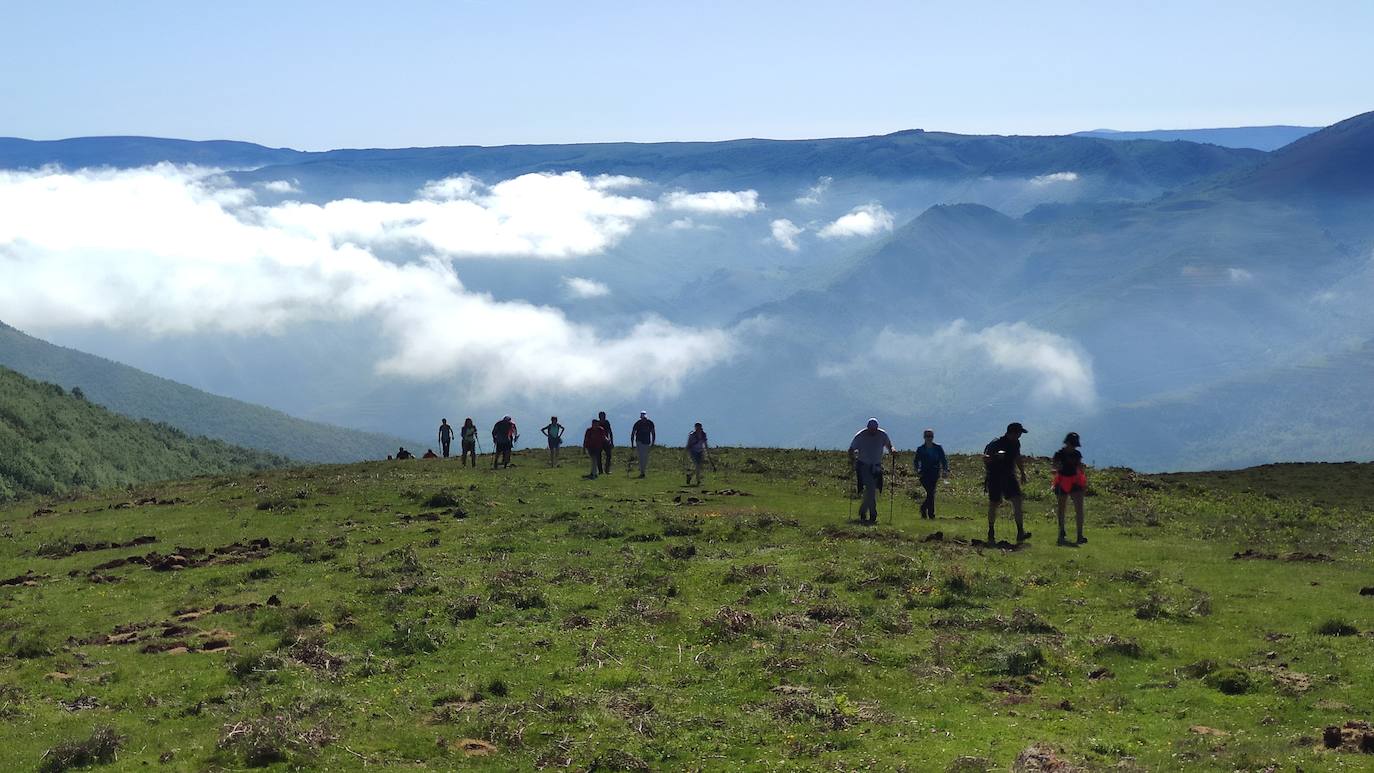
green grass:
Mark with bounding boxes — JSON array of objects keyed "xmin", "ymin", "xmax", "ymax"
[
  {"xmin": 1, "ymin": 449, "xmax": 1372, "ymax": 770},
  {"xmin": 0, "ymin": 365, "xmax": 288, "ymax": 502}
]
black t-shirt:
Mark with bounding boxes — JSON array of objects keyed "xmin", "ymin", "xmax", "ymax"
[
  {"xmin": 1053, "ymin": 447, "xmax": 1082, "ymax": 476},
  {"xmin": 492, "ymin": 420, "xmax": 512, "ymax": 444},
  {"xmin": 632, "ymin": 418, "xmax": 655, "ymax": 444},
  {"xmin": 439, "ymin": 423, "xmax": 453, "ymax": 440},
  {"xmin": 596, "ymin": 419, "xmax": 613, "ymax": 445},
  {"xmin": 984, "ymin": 436, "xmax": 1020, "ymax": 479}
]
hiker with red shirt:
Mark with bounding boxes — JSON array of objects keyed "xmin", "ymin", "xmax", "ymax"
[
  {"xmin": 582, "ymin": 418, "xmax": 608, "ymax": 479},
  {"xmin": 1053, "ymin": 432, "xmax": 1089, "ymax": 546}
]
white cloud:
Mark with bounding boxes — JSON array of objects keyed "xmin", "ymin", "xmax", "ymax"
[
  {"xmin": 1029, "ymin": 171, "xmax": 1079, "ymax": 186},
  {"xmin": 590, "ymin": 174, "xmax": 647, "ymax": 191},
  {"xmin": 662, "ymin": 189, "xmax": 761, "ymax": 215},
  {"xmin": 795, "ymin": 176, "xmax": 832, "ymax": 206},
  {"xmin": 0, "ymin": 165, "xmax": 734, "ymax": 400},
  {"xmin": 270, "ymin": 171, "xmax": 657, "ymax": 259},
  {"xmin": 563, "ymin": 276, "xmax": 611, "ymax": 299},
  {"xmin": 770, "ymin": 219, "xmax": 803, "ymax": 251},
  {"xmin": 818, "ymin": 203, "xmax": 894, "ymax": 239},
  {"xmin": 822, "ymin": 320, "xmax": 1097, "ymax": 409},
  {"xmin": 1226, "ymin": 267, "xmax": 1254, "ymax": 283},
  {"xmin": 258, "ymin": 179, "xmax": 300, "ymax": 194}
]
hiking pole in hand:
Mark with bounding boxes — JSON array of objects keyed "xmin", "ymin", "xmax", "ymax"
[
  {"xmin": 888, "ymin": 452, "xmax": 897, "ymax": 525},
  {"xmin": 847, "ymin": 458, "xmax": 854, "ymax": 523}
]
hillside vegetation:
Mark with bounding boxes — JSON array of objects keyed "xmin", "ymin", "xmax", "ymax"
[
  {"xmin": 0, "ymin": 366, "xmax": 286, "ymax": 501},
  {"xmin": 0, "ymin": 322, "xmax": 415, "ymax": 464},
  {"xmin": 1, "ymin": 449, "xmax": 1371, "ymax": 770}
]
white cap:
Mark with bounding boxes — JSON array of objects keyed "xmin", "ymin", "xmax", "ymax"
[{"xmin": 867, "ymin": 417, "xmax": 879, "ymax": 428}]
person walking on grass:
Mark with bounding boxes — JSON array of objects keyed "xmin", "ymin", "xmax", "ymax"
[
  {"xmin": 542, "ymin": 416, "xmax": 566, "ymax": 467},
  {"xmin": 596, "ymin": 411, "xmax": 614, "ymax": 475},
  {"xmin": 631, "ymin": 411, "xmax": 656, "ymax": 478},
  {"xmin": 1053, "ymin": 432, "xmax": 1089, "ymax": 546},
  {"xmin": 686, "ymin": 422, "xmax": 709, "ymax": 486},
  {"xmin": 984, "ymin": 422, "xmax": 1031, "ymax": 544},
  {"xmin": 438, "ymin": 418, "xmax": 454, "ymax": 458},
  {"xmin": 492, "ymin": 415, "xmax": 516, "ymax": 469},
  {"xmin": 460, "ymin": 418, "xmax": 478, "ymax": 467},
  {"xmin": 848, "ymin": 418, "xmax": 894, "ymax": 525},
  {"xmin": 914, "ymin": 428, "xmax": 949, "ymax": 519},
  {"xmin": 582, "ymin": 418, "xmax": 607, "ymax": 479}
]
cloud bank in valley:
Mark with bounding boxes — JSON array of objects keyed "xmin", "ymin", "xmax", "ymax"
[
  {"xmin": 0, "ymin": 165, "xmax": 734, "ymax": 400},
  {"xmin": 662, "ymin": 189, "xmax": 761, "ymax": 215},
  {"xmin": 818, "ymin": 203, "xmax": 894, "ymax": 238},
  {"xmin": 267, "ymin": 171, "xmax": 657, "ymax": 259},
  {"xmin": 822, "ymin": 320, "xmax": 1098, "ymax": 410}
]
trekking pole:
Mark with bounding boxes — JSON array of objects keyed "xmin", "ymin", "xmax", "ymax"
[
  {"xmin": 888, "ymin": 452, "xmax": 897, "ymax": 524},
  {"xmin": 847, "ymin": 458, "xmax": 854, "ymax": 523}
]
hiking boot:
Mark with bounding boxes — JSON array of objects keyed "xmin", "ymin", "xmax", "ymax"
[
  {"xmin": 637, "ymin": 473, "xmax": 646, "ymax": 479},
  {"xmin": 1017, "ymin": 531, "xmax": 1032, "ymax": 542},
  {"xmin": 987, "ymin": 531, "xmax": 996, "ymax": 544},
  {"xmin": 1057, "ymin": 534, "xmax": 1072, "ymax": 547},
  {"xmin": 1076, "ymin": 535, "xmax": 1088, "ymax": 545}
]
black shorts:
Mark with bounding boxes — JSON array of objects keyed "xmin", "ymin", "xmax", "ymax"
[{"xmin": 987, "ymin": 475, "xmax": 1021, "ymax": 504}]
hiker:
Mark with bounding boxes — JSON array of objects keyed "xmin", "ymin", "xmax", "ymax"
[
  {"xmin": 582, "ymin": 418, "xmax": 607, "ymax": 479},
  {"xmin": 595, "ymin": 411, "xmax": 614, "ymax": 475},
  {"xmin": 438, "ymin": 419, "xmax": 454, "ymax": 458},
  {"xmin": 1053, "ymin": 432, "xmax": 1089, "ymax": 546},
  {"xmin": 491, "ymin": 416, "xmax": 516, "ymax": 469},
  {"xmin": 542, "ymin": 416, "xmax": 566, "ymax": 467},
  {"xmin": 984, "ymin": 422, "xmax": 1031, "ymax": 544},
  {"xmin": 848, "ymin": 418, "xmax": 894, "ymax": 524},
  {"xmin": 631, "ymin": 411, "xmax": 656, "ymax": 478},
  {"xmin": 422, "ymin": 449, "xmax": 439, "ymax": 459},
  {"xmin": 460, "ymin": 418, "xmax": 478, "ymax": 467},
  {"xmin": 396, "ymin": 447, "xmax": 415, "ymax": 460},
  {"xmin": 913, "ymin": 428, "xmax": 950, "ymax": 519},
  {"xmin": 686, "ymin": 422, "xmax": 709, "ymax": 486}
]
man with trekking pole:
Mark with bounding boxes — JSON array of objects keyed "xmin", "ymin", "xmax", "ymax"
[{"xmin": 847, "ymin": 418, "xmax": 894, "ymax": 525}]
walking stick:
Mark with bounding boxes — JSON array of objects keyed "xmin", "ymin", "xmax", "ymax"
[
  {"xmin": 847, "ymin": 457, "xmax": 854, "ymax": 523},
  {"xmin": 888, "ymin": 452, "xmax": 896, "ymax": 524}
]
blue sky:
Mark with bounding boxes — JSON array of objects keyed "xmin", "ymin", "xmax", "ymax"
[{"xmin": 3, "ymin": 0, "xmax": 1371, "ymax": 149}]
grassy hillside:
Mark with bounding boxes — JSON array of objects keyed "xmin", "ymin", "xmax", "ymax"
[
  {"xmin": 1, "ymin": 449, "xmax": 1371, "ymax": 770},
  {"xmin": 0, "ymin": 322, "xmax": 416, "ymax": 464},
  {"xmin": 0, "ymin": 366, "xmax": 286, "ymax": 501}
]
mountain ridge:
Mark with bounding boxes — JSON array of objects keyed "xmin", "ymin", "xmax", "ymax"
[{"xmin": 0, "ymin": 322, "xmax": 417, "ymax": 463}]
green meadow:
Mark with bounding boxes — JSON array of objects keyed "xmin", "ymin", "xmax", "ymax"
[{"xmin": 1, "ymin": 449, "xmax": 1371, "ymax": 771}]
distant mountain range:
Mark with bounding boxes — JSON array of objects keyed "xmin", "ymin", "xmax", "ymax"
[
  {"xmin": 0, "ymin": 322, "xmax": 417, "ymax": 463},
  {"xmin": 1073, "ymin": 125, "xmax": 1319, "ymax": 151},
  {"xmin": 0, "ymin": 365, "xmax": 286, "ymax": 501},
  {"xmin": 3, "ymin": 113, "xmax": 1372, "ymax": 470}
]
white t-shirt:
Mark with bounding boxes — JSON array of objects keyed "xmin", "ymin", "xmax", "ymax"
[{"xmin": 849, "ymin": 429, "xmax": 892, "ymax": 466}]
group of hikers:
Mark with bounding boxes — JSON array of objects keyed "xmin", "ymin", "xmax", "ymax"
[
  {"xmin": 393, "ymin": 411, "xmax": 713, "ymax": 485},
  {"xmin": 849, "ymin": 418, "xmax": 1089, "ymax": 547},
  {"xmin": 393, "ymin": 413, "xmax": 1088, "ymax": 546}
]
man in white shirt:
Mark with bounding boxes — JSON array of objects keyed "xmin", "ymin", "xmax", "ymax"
[{"xmin": 848, "ymin": 418, "xmax": 894, "ymax": 524}]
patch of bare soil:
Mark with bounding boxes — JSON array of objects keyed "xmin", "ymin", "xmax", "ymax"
[
  {"xmin": 41, "ymin": 536, "xmax": 157, "ymax": 558},
  {"xmin": 0, "ymin": 570, "xmax": 48, "ymax": 587},
  {"xmin": 1232, "ymin": 548, "xmax": 1332, "ymax": 562},
  {"xmin": 1321, "ymin": 721, "xmax": 1374, "ymax": 754},
  {"xmin": 1012, "ymin": 744, "xmax": 1084, "ymax": 772}
]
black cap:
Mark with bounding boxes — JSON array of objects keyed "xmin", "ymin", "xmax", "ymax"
[
  {"xmin": 1007, "ymin": 422, "xmax": 1028, "ymax": 435},
  {"xmin": 1064, "ymin": 432, "xmax": 1081, "ymax": 447}
]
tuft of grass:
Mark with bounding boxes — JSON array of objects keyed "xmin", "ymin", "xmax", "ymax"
[
  {"xmin": 1204, "ymin": 668, "xmax": 1254, "ymax": 695},
  {"xmin": 39, "ymin": 726, "xmax": 123, "ymax": 773},
  {"xmin": 1315, "ymin": 618, "xmax": 1359, "ymax": 636}
]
